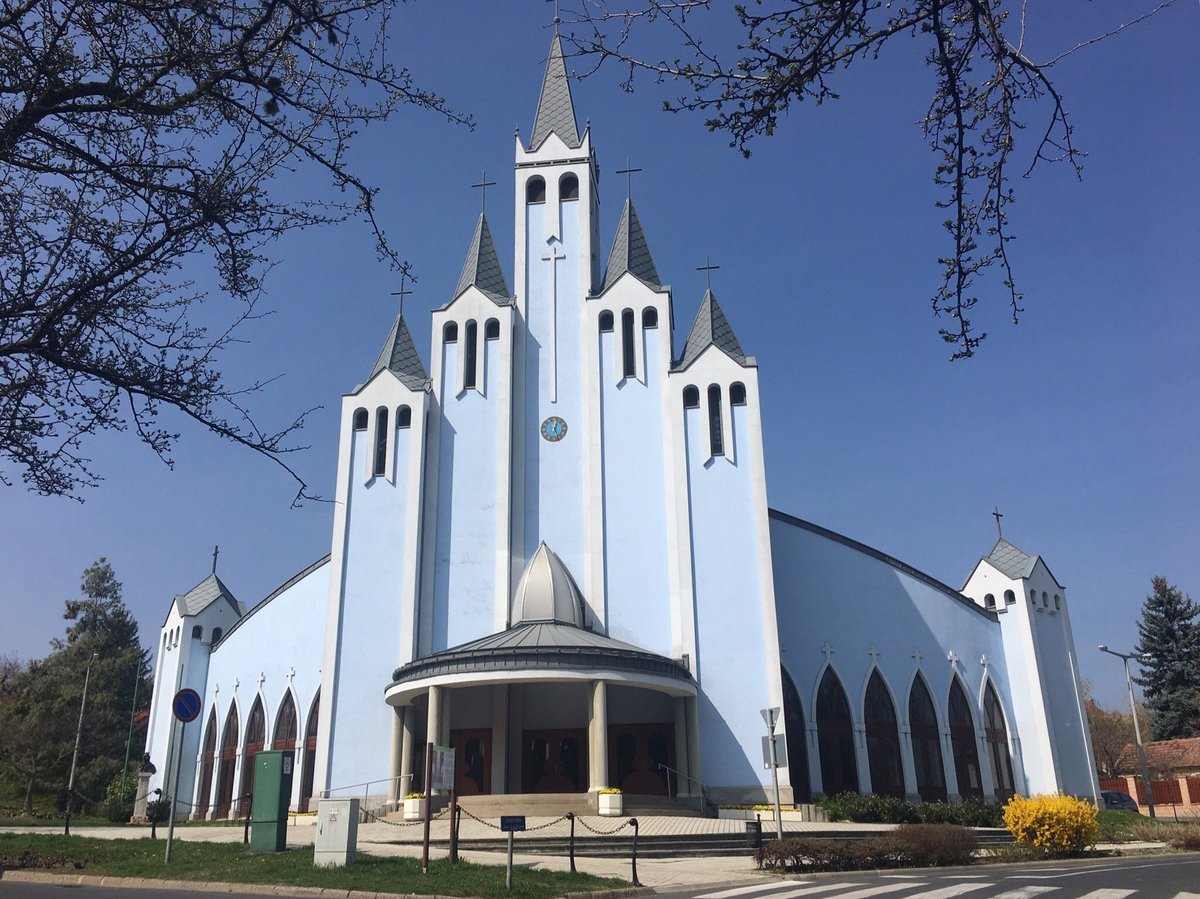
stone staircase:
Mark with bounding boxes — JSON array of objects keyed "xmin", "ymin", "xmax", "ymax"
[{"xmin": 453, "ymin": 792, "xmax": 709, "ymax": 818}]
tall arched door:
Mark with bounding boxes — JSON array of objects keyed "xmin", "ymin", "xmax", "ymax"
[
  {"xmin": 781, "ymin": 667, "xmax": 811, "ymax": 802},
  {"xmin": 909, "ymin": 675, "xmax": 947, "ymax": 802},
  {"xmin": 195, "ymin": 710, "xmax": 217, "ymax": 818},
  {"xmin": 299, "ymin": 693, "xmax": 319, "ymax": 812},
  {"xmin": 214, "ymin": 706, "xmax": 239, "ymax": 818},
  {"xmin": 864, "ymin": 671, "xmax": 904, "ymax": 797},
  {"xmin": 239, "ymin": 698, "xmax": 265, "ymax": 816},
  {"xmin": 948, "ymin": 680, "xmax": 983, "ymax": 799},
  {"xmin": 816, "ymin": 669, "xmax": 858, "ymax": 795}
]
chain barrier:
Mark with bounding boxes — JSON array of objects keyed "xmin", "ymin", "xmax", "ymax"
[
  {"xmin": 574, "ymin": 815, "xmax": 633, "ymax": 836},
  {"xmin": 376, "ymin": 805, "xmax": 451, "ymax": 827}
]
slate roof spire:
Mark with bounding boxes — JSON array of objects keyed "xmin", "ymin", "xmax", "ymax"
[
  {"xmin": 602, "ymin": 199, "xmax": 660, "ymax": 292},
  {"xmin": 370, "ymin": 314, "xmax": 429, "ymax": 390},
  {"xmin": 530, "ymin": 34, "xmax": 581, "ymax": 150},
  {"xmin": 676, "ymin": 289, "xmax": 747, "ymax": 369},
  {"xmin": 454, "ymin": 213, "xmax": 511, "ymax": 304}
]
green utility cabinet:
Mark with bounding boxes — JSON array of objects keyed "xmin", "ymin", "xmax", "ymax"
[{"xmin": 250, "ymin": 750, "xmax": 294, "ymax": 852}]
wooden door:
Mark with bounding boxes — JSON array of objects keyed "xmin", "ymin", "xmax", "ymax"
[{"xmin": 449, "ymin": 729, "xmax": 492, "ymax": 795}]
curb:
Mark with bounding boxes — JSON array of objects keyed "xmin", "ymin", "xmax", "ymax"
[{"xmin": 0, "ymin": 870, "xmax": 653, "ymax": 898}]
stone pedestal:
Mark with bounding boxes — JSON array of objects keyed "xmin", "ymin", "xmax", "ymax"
[{"xmin": 130, "ymin": 773, "xmax": 152, "ymax": 824}]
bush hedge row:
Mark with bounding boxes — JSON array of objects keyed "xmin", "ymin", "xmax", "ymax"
[
  {"xmin": 756, "ymin": 824, "xmax": 978, "ymax": 872},
  {"xmin": 815, "ymin": 793, "xmax": 1006, "ymax": 827}
]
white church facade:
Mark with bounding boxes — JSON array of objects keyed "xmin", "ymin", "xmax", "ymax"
[{"xmin": 142, "ymin": 36, "xmax": 1100, "ymax": 818}]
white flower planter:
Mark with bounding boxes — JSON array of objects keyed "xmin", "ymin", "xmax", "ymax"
[
  {"xmin": 598, "ymin": 793, "xmax": 623, "ymax": 817},
  {"xmin": 403, "ymin": 798, "xmax": 427, "ymax": 821}
]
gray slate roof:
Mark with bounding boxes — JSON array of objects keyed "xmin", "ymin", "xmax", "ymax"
[
  {"xmin": 675, "ymin": 289, "xmax": 747, "ymax": 370},
  {"xmin": 370, "ymin": 315, "xmax": 429, "ymax": 390},
  {"xmin": 530, "ymin": 35, "xmax": 581, "ymax": 150},
  {"xmin": 986, "ymin": 538, "xmax": 1037, "ymax": 581},
  {"xmin": 454, "ymin": 214, "xmax": 511, "ymax": 304},
  {"xmin": 168, "ymin": 573, "xmax": 242, "ymax": 625},
  {"xmin": 602, "ymin": 199, "xmax": 660, "ymax": 292}
]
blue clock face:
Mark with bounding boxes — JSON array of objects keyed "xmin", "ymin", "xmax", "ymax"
[{"xmin": 540, "ymin": 416, "xmax": 567, "ymax": 442}]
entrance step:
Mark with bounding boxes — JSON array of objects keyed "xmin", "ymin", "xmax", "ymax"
[{"xmin": 383, "ymin": 793, "xmax": 709, "ymax": 821}]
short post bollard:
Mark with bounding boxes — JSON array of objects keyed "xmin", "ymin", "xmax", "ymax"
[
  {"xmin": 629, "ymin": 817, "xmax": 641, "ymax": 887},
  {"xmin": 566, "ymin": 812, "xmax": 576, "ymax": 873},
  {"xmin": 150, "ymin": 789, "xmax": 162, "ymax": 840},
  {"xmin": 242, "ymin": 794, "xmax": 252, "ymax": 845}
]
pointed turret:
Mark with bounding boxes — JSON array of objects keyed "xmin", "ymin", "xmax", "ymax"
[
  {"xmin": 676, "ymin": 289, "xmax": 747, "ymax": 370},
  {"xmin": 370, "ymin": 315, "xmax": 429, "ymax": 390},
  {"xmin": 511, "ymin": 543, "xmax": 586, "ymax": 628},
  {"xmin": 601, "ymin": 199, "xmax": 660, "ymax": 292},
  {"xmin": 529, "ymin": 34, "xmax": 581, "ymax": 150},
  {"xmin": 454, "ymin": 213, "xmax": 511, "ymax": 304}
]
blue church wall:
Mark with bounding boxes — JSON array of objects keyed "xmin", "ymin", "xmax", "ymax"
[
  {"xmin": 768, "ymin": 514, "xmax": 1020, "ymax": 797},
  {"xmin": 521, "ymin": 200, "xmax": 584, "ymax": 576},
  {"xmin": 431, "ymin": 325, "xmax": 501, "ymax": 651},
  {"xmin": 1032, "ymin": 607, "xmax": 1093, "ymax": 796},
  {"xmin": 599, "ymin": 312, "xmax": 671, "ymax": 654},
  {"xmin": 682, "ymin": 392, "xmax": 774, "ymax": 790}
]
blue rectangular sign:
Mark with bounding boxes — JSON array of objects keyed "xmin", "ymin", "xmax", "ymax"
[{"xmin": 499, "ymin": 815, "xmax": 526, "ymax": 832}]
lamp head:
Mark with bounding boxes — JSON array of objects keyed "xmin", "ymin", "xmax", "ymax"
[{"xmin": 1098, "ymin": 644, "xmax": 1108, "ymax": 652}]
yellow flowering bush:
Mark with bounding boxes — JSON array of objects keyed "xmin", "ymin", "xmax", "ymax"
[{"xmin": 1002, "ymin": 794, "xmax": 1098, "ymax": 856}]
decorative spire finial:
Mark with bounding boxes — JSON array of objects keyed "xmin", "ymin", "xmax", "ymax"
[
  {"xmin": 992, "ymin": 506, "xmax": 1004, "ymax": 538},
  {"xmin": 697, "ymin": 256, "xmax": 720, "ymax": 291},
  {"xmin": 547, "ymin": 0, "xmax": 561, "ymax": 33},
  {"xmin": 615, "ymin": 157, "xmax": 642, "ymax": 200},
  {"xmin": 390, "ymin": 270, "xmax": 413, "ymax": 318},
  {"xmin": 470, "ymin": 170, "xmax": 496, "ymax": 214}
]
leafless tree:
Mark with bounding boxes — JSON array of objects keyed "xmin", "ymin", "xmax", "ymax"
[
  {"xmin": 0, "ymin": 1, "xmax": 467, "ymax": 498},
  {"xmin": 561, "ymin": 0, "xmax": 1178, "ymax": 359}
]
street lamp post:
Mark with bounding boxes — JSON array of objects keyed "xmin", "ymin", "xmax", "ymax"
[
  {"xmin": 64, "ymin": 652, "xmax": 99, "ymax": 836},
  {"xmin": 1098, "ymin": 645, "xmax": 1156, "ymax": 819}
]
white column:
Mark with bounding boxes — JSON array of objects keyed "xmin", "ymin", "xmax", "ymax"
[
  {"xmin": 673, "ymin": 696, "xmax": 690, "ymax": 797},
  {"xmin": 491, "ymin": 685, "xmax": 508, "ymax": 795},
  {"xmin": 588, "ymin": 680, "xmax": 609, "ymax": 791},
  {"xmin": 686, "ymin": 695, "xmax": 702, "ymax": 791},
  {"xmin": 400, "ymin": 706, "xmax": 416, "ymax": 799},
  {"xmin": 439, "ymin": 688, "xmax": 453, "ymax": 747},
  {"xmin": 388, "ymin": 706, "xmax": 403, "ymax": 806}
]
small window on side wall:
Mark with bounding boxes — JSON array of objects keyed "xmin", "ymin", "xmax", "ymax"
[
  {"xmin": 212, "ymin": 627, "xmax": 223, "ymax": 643},
  {"xmin": 443, "ymin": 322, "xmax": 458, "ymax": 343},
  {"xmin": 192, "ymin": 625, "xmax": 203, "ymax": 640},
  {"xmin": 396, "ymin": 405, "xmax": 412, "ymax": 428},
  {"xmin": 1004, "ymin": 590, "xmax": 1016, "ymax": 605},
  {"xmin": 526, "ymin": 176, "xmax": 546, "ymax": 204},
  {"xmin": 642, "ymin": 307, "xmax": 658, "ymax": 329},
  {"xmin": 1054, "ymin": 594, "xmax": 1061, "ymax": 610},
  {"xmin": 984, "ymin": 594, "xmax": 996, "ymax": 610},
  {"xmin": 352, "ymin": 409, "xmax": 368, "ymax": 431},
  {"xmin": 621, "ymin": 309, "xmax": 636, "ymax": 379},
  {"xmin": 599, "ymin": 311, "xmax": 614, "ymax": 333},
  {"xmin": 463, "ymin": 321, "xmax": 478, "ymax": 389},
  {"xmin": 559, "ymin": 173, "xmax": 579, "ymax": 200},
  {"xmin": 373, "ymin": 407, "xmax": 389, "ymax": 477},
  {"xmin": 683, "ymin": 386, "xmax": 700, "ymax": 409},
  {"xmin": 485, "ymin": 318, "xmax": 500, "ymax": 340},
  {"xmin": 708, "ymin": 384, "xmax": 724, "ymax": 456},
  {"xmin": 730, "ymin": 382, "xmax": 747, "ymax": 406}
]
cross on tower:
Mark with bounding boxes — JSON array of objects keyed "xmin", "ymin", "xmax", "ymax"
[
  {"xmin": 980, "ymin": 654, "xmax": 989, "ymax": 668},
  {"xmin": 546, "ymin": 0, "xmax": 561, "ymax": 31},
  {"xmin": 697, "ymin": 256, "xmax": 720, "ymax": 291},
  {"xmin": 211, "ymin": 545, "xmax": 219, "ymax": 574},
  {"xmin": 257, "ymin": 672, "xmax": 266, "ymax": 688},
  {"xmin": 233, "ymin": 677, "xmax": 239, "ymax": 690},
  {"xmin": 820, "ymin": 641, "xmax": 834, "ymax": 662},
  {"xmin": 992, "ymin": 506, "xmax": 1004, "ymax": 537},
  {"xmin": 867, "ymin": 645, "xmax": 881, "ymax": 665},
  {"xmin": 470, "ymin": 170, "xmax": 496, "ymax": 214},
  {"xmin": 615, "ymin": 157, "xmax": 642, "ymax": 199},
  {"xmin": 911, "ymin": 649, "xmax": 923, "ymax": 667},
  {"xmin": 946, "ymin": 651, "xmax": 959, "ymax": 667},
  {"xmin": 391, "ymin": 271, "xmax": 413, "ymax": 317},
  {"xmin": 286, "ymin": 666, "xmax": 296, "ymax": 682}
]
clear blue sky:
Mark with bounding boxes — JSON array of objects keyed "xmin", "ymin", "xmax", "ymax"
[{"xmin": 2, "ymin": 1, "xmax": 1196, "ymax": 715}]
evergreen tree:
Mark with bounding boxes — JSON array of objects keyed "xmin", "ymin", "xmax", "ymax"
[
  {"xmin": 1135, "ymin": 576, "xmax": 1200, "ymax": 741},
  {"xmin": 0, "ymin": 559, "xmax": 152, "ymax": 813}
]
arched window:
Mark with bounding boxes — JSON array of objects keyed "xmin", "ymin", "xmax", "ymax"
[
  {"xmin": 559, "ymin": 172, "xmax": 579, "ymax": 200},
  {"xmin": 948, "ymin": 680, "xmax": 983, "ymax": 799},
  {"xmin": 983, "ymin": 682, "xmax": 1015, "ymax": 798},
  {"xmin": 444, "ymin": 322, "xmax": 458, "ymax": 344},
  {"xmin": 642, "ymin": 307, "xmax": 658, "ymax": 328},
  {"xmin": 273, "ymin": 693, "xmax": 298, "ymax": 752},
  {"xmin": 816, "ymin": 668, "xmax": 858, "ymax": 795},
  {"xmin": 707, "ymin": 385, "xmax": 724, "ymax": 456},
  {"xmin": 526, "ymin": 176, "xmax": 546, "ymax": 204},
  {"xmin": 984, "ymin": 594, "xmax": 996, "ymax": 610},
  {"xmin": 196, "ymin": 709, "xmax": 217, "ymax": 818},
  {"xmin": 909, "ymin": 676, "xmax": 947, "ymax": 803},
  {"xmin": 781, "ymin": 667, "xmax": 811, "ymax": 802},
  {"xmin": 1004, "ymin": 589, "xmax": 1015, "ymax": 606},
  {"xmin": 682, "ymin": 385, "xmax": 699, "ymax": 409},
  {"xmin": 1029, "ymin": 589, "xmax": 1036, "ymax": 604},
  {"xmin": 730, "ymin": 383, "xmax": 747, "ymax": 406},
  {"xmin": 352, "ymin": 408, "xmax": 368, "ymax": 431},
  {"xmin": 621, "ymin": 309, "xmax": 636, "ymax": 378},
  {"xmin": 192, "ymin": 625, "xmax": 203, "ymax": 640},
  {"xmin": 485, "ymin": 318, "xmax": 500, "ymax": 340},
  {"xmin": 598, "ymin": 310, "xmax": 614, "ymax": 333},
  {"xmin": 373, "ymin": 407, "xmax": 388, "ymax": 477},
  {"xmin": 299, "ymin": 692, "xmax": 320, "ymax": 812},
  {"xmin": 1041, "ymin": 591, "xmax": 1048, "ymax": 607},
  {"xmin": 1054, "ymin": 594, "xmax": 1061, "ymax": 610},
  {"xmin": 463, "ymin": 320, "xmax": 478, "ymax": 389},
  {"xmin": 215, "ymin": 705, "xmax": 239, "ymax": 818},
  {"xmin": 239, "ymin": 698, "xmax": 266, "ymax": 816},
  {"xmin": 396, "ymin": 405, "xmax": 412, "ymax": 429},
  {"xmin": 212, "ymin": 627, "xmax": 223, "ymax": 644},
  {"xmin": 864, "ymin": 671, "xmax": 904, "ymax": 797}
]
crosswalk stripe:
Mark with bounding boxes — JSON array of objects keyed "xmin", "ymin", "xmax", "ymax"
[
  {"xmin": 1075, "ymin": 891, "xmax": 1136, "ymax": 899},
  {"xmin": 762, "ymin": 885, "xmax": 868, "ymax": 899},
  {"xmin": 905, "ymin": 883, "xmax": 990, "ymax": 899},
  {"xmin": 987, "ymin": 888, "xmax": 1060, "ymax": 899},
  {"xmin": 826, "ymin": 883, "xmax": 926, "ymax": 899},
  {"xmin": 696, "ymin": 884, "xmax": 802, "ymax": 899}
]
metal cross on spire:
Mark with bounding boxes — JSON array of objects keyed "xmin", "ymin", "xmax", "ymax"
[
  {"xmin": 547, "ymin": 0, "xmax": 561, "ymax": 32},
  {"xmin": 391, "ymin": 271, "xmax": 413, "ymax": 317},
  {"xmin": 615, "ymin": 157, "xmax": 642, "ymax": 199},
  {"xmin": 470, "ymin": 170, "xmax": 496, "ymax": 214},
  {"xmin": 697, "ymin": 256, "xmax": 720, "ymax": 291},
  {"xmin": 992, "ymin": 506, "xmax": 1004, "ymax": 538},
  {"xmin": 211, "ymin": 545, "xmax": 219, "ymax": 574}
]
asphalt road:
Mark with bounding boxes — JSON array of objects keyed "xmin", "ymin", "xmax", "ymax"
[{"xmin": 657, "ymin": 854, "xmax": 1200, "ymax": 899}]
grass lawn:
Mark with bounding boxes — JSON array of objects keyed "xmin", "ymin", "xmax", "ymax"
[{"xmin": 0, "ymin": 833, "xmax": 627, "ymax": 898}]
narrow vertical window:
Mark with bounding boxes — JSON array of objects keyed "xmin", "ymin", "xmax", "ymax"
[
  {"xmin": 559, "ymin": 172, "xmax": 579, "ymax": 200},
  {"xmin": 730, "ymin": 383, "xmax": 747, "ymax": 405},
  {"xmin": 463, "ymin": 320, "xmax": 478, "ymax": 389},
  {"xmin": 443, "ymin": 322, "xmax": 458, "ymax": 343},
  {"xmin": 621, "ymin": 309, "xmax": 636, "ymax": 379},
  {"xmin": 396, "ymin": 405, "xmax": 411, "ymax": 428},
  {"xmin": 526, "ymin": 176, "xmax": 546, "ymax": 204},
  {"xmin": 682, "ymin": 386, "xmax": 699, "ymax": 409},
  {"xmin": 191, "ymin": 625, "xmax": 203, "ymax": 640},
  {"xmin": 211, "ymin": 627, "xmax": 222, "ymax": 643},
  {"xmin": 1004, "ymin": 589, "xmax": 1015, "ymax": 605},
  {"xmin": 373, "ymin": 407, "xmax": 388, "ymax": 476},
  {"xmin": 598, "ymin": 311, "xmax": 614, "ymax": 333},
  {"xmin": 984, "ymin": 593, "xmax": 996, "ymax": 610},
  {"xmin": 352, "ymin": 409, "xmax": 368, "ymax": 431},
  {"xmin": 642, "ymin": 307, "xmax": 658, "ymax": 328},
  {"xmin": 485, "ymin": 318, "xmax": 500, "ymax": 340},
  {"xmin": 708, "ymin": 384, "xmax": 724, "ymax": 456}
]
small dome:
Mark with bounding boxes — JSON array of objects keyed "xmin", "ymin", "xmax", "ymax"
[{"xmin": 512, "ymin": 543, "xmax": 585, "ymax": 628}]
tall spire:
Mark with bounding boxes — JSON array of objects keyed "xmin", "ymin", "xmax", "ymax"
[
  {"xmin": 602, "ymin": 199, "xmax": 660, "ymax": 292},
  {"xmin": 530, "ymin": 34, "xmax": 580, "ymax": 150},
  {"xmin": 676, "ymin": 289, "xmax": 747, "ymax": 370},
  {"xmin": 370, "ymin": 315, "xmax": 429, "ymax": 389},
  {"xmin": 454, "ymin": 213, "xmax": 511, "ymax": 303}
]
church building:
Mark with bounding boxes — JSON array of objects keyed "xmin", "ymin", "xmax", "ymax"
[{"xmin": 142, "ymin": 35, "xmax": 1100, "ymax": 818}]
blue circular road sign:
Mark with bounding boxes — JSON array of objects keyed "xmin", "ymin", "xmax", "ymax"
[{"xmin": 172, "ymin": 688, "xmax": 202, "ymax": 723}]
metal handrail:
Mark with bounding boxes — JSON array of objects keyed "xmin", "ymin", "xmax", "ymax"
[
  {"xmin": 658, "ymin": 762, "xmax": 710, "ymax": 814},
  {"xmin": 320, "ymin": 773, "xmax": 413, "ymax": 819}
]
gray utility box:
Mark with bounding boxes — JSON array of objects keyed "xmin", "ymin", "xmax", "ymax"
[{"xmin": 314, "ymin": 798, "xmax": 359, "ymax": 867}]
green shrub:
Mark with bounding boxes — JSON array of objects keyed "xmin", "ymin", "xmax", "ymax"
[
  {"xmin": 1003, "ymin": 794, "xmax": 1097, "ymax": 856},
  {"xmin": 100, "ymin": 776, "xmax": 136, "ymax": 823},
  {"xmin": 1130, "ymin": 821, "xmax": 1200, "ymax": 850},
  {"xmin": 756, "ymin": 825, "xmax": 977, "ymax": 872},
  {"xmin": 816, "ymin": 793, "xmax": 1004, "ymax": 828}
]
